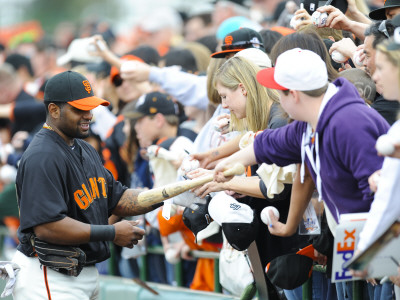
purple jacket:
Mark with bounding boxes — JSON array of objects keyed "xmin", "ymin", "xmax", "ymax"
[{"xmin": 254, "ymin": 78, "xmax": 389, "ymax": 223}]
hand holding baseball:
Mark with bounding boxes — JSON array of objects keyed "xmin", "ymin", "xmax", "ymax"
[
  {"xmin": 113, "ymin": 220, "xmax": 145, "ymax": 248},
  {"xmin": 120, "ymin": 60, "xmax": 151, "ymax": 82},
  {"xmin": 317, "ymin": 5, "xmax": 352, "ymax": 31}
]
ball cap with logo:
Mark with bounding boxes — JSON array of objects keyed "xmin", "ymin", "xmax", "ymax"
[
  {"xmin": 208, "ymin": 192, "xmax": 259, "ymax": 251},
  {"xmin": 369, "ymin": 0, "xmax": 400, "ymax": 20},
  {"xmin": 182, "ymin": 196, "xmax": 221, "ymax": 243},
  {"xmin": 211, "ymin": 28, "xmax": 265, "ymax": 58},
  {"xmin": 123, "ymin": 91, "xmax": 177, "ymax": 120},
  {"xmin": 44, "ymin": 71, "xmax": 110, "ymax": 111},
  {"xmin": 256, "ymin": 48, "xmax": 328, "ymax": 91},
  {"xmin": 301, "ymin": 0, "xmax": 348, "ymax": 16}
]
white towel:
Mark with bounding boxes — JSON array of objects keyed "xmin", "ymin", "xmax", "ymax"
[{"xmin": 0, "ymin": 261, "xmax": 20, "ymax": 297}]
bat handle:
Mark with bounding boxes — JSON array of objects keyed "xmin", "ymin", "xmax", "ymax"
[{"xmin": 222, "ymin": 163, "xmax": 246, "ymax": 177}]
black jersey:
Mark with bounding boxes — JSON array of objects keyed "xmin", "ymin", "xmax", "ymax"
[{"xmin": 16, "ymin": 128, "xmax": 128, "ymax": 265}]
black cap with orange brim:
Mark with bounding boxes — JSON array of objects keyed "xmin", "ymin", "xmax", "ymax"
[
  {"xmin": 211, "ymin": 27, "xmax": 265, "ymax": 58},
  {"xmin": 44, "ymin": 71, "xmax": 109, "ymax": 111}
]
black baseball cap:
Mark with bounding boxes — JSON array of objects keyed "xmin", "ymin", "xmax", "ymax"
[
  {"xmin": 182, "ymin": 200, "xmax": 214, "ymax": 243},
  {"xmin": 301, "ymin": 0, "xmax": 348, "ymax": 15},
  {"xmin": 221, "ymin": 210, "xmax": 259, "ymax": 251},
  {"xmin": 44, "ymin": 71, "xmax": 109, "ymax": 111},
  {"xmin": 123, "ymin": 91, "xmax": 176, "ymax": 120},
  {"xmin": 265, "ymin": 253, "xmax": 313, "ymax": 290},
  {"xmin": 211, "ymin": 28, "xmax": 265, "ymax": 58},
  {"xmin": 369, "ymin": 0, "xmax": 400, "ymax": 20}
]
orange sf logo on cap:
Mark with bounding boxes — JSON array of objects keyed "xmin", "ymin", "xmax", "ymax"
[
  {"xmin": 82, "ymin": 80, "xmax": 91, "ymax": 94},
  {"xmin": 225, "ymin": 35, "xmax": 233, "ymax": 45}
]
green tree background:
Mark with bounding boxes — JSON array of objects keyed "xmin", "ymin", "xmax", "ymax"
[{"xmin": 25, "ymin": 0, "xmax": 121, "ymax": 35}]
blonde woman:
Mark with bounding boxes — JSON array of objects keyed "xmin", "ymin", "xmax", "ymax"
[{"xmin": 355, "ymin": 36, "xmax": 400, "ymax": 275}]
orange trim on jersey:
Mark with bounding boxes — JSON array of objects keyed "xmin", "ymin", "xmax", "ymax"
[
  {"xmin": 246, "ymin": 166, "xmax": 252, "ymax": 177},
  {"xmin": 9, "ymin": 102, "xmax": 15, "ymax": 122},
  {"xmin": 43, "ymin": 266, "xmax": 52, "ymax": 300},
  {"xmin": 105, "ymin": 115, "xmax": 124, "ymax": 139},
  {"xmin": 156, "ymin": 137, "xmax": 168, "ymax": 145}
]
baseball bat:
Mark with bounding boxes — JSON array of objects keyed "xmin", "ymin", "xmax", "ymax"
[{"xmin": 138, "ymin": 163, "xmax": 245, "ymax": 207}]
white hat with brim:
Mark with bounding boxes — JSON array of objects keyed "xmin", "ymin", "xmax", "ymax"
[{"xmin": 57, "ymin": 38, "xmax": 102, "ymax": 66}]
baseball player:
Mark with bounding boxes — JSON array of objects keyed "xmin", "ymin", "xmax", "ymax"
[{"xmin": 12, "ymin": 71, "xmax": 161, "ymax": 300}]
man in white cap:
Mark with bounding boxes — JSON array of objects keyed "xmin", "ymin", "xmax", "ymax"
[{"xmin": 214, "ymin": 48, "xmax": 389, "ymax": 234}]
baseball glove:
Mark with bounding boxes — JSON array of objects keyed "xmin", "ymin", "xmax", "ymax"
[{"xmin": 33, "ymin": 237, "xmax": 86, "ymax": 277}]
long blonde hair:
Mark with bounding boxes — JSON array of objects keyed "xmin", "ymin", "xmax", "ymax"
[{"xmin": 214, "ymin": 56, "xmax": 280, "ymax": 132}]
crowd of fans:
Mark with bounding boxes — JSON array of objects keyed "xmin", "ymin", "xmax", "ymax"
[{"xmin": 1, "ymin": 0, "xmax": 400, "ymax": 299}]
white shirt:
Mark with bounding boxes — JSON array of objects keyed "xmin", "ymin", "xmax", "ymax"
[
  {"xmin": 149, "ymin": 66, "xmax": 208, "ymax": 111},
  {"xmin": 357, "ymin": 120, "xmax": 400, "ymax": 251}
]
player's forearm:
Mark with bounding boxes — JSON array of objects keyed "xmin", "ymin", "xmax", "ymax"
[
  {"xmin": 347, "ymin": 20, "xmax": 369, "ymax": 40},
  {"xmin": 284, "ymin": 165, "xmax": 315, "ymax": 236},
  {"xmin": 227, "ymin": 143, "xmax": 257, "ymax": 167},
  {"xmin": 224, "ymin": 176, "xmax": 264, "ymax": 198},
  {"xmin": 209, "ymin": 134, "xmax": 242, "ymax": 161},
  {"xmin": 112, "ymin": 189, "xmax": 156, "ymax": 217},
  {"xmin": 34, "ymin": 217, "xmax": 91, "ymax": 245}
]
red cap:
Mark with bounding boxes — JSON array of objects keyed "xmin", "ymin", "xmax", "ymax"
[{"xmin": 256, "ymin": 67, "xmax": 288, "ymax": 90}]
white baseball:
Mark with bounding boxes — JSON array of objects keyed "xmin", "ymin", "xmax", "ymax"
[
  {"xmin": 290, "ymin": 15, "xmax": 301, "ymax": 29},
  {"xmin": 331, "ymin": 50, "xmax": 347, "ymax": 63},
  {"xmin": 213, "ymin": 118, "xmax": 230, "ymax": 132},
  {"xmin": 376, "ymin": 134, "xmax": 396, "ymax": 156},
  {"xmin": 311, "ymin": 11, "xmax": 328, "ymax": 27},
  {"xmin": 181, "ymin": 158, "xmax": 200, "ymax": 173},
  {"xmin": 165, "ymin": 248, "xmax": 180, "ymax": 264},
  {"xmin": 260, "ymin": 206, "xmax": 280, "ymax": 225},
  {"xmin": 352, "ymin": 49, "xmax": 364, "ymax": 67}
]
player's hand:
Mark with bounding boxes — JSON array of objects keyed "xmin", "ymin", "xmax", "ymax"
[
  {"xmin": 214, "ymin": 114, "xmax": 231, "ymax": 134},
  {"xmin": 267, "ymin": 211, "xmax": 292, "ymax": 237},
  {"xmin": 317, "ymin": 5, "xmax": 352, "ymax": 31},
  {"xmin": 190, "ymin": 151, "xmax": 215, "ymax": 169},
  {"xmin": 390, "ymin": 272, "xmax": 400, "ymax": 287},
  {"xmin": 368, "ymin": 170, "xmax": 381, "ymax": 193},
  {"xmin": 180, "ymin": 244, "xmax": 194, "ymax": 261},
  {"xmin": 192, "ymin": 181, "xmax": 227, "ymax": 198},
  {"xmin": 293, "ymin": 8, "xmax": 312, "ymax": 30},
  {"xmin": 120, "ymin": 61, "xmax": 151, "ymax": 82},
  {"xmin": 329, "ymin": 38, "xmax": 357, "ymax": 59},
  {"xmin": 213, "ymin": 159, "xmax": 235, "ymax": 182},
  {"xmin": 314, "ymin": 249, "xmax": 328, "ymax": 266},
  {"xmin": 88, "ymin": 35, "xmax": 109, "ymax": 57},
  {"xmin": 387, "ymin": 144, "xmax": 400, "ymax": 159},
  {"xmin": 187, "ymin": 167, "xmax": 213, "ymax": 179},
  {"xmin": 113, "ymin": 220, "xmax": 145, "ymax": 248}
]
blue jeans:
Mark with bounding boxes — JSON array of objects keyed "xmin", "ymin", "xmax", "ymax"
[
  {"xmin": 312, "ymin": 271, "xmax": 337, "ymax": 300},
  {"xmin": 284, "ymin": 286, "xmax": 303, "ymax": 300},
  {"xmin": 336, "ymin": 281, "xmax": 353, "ymax": 300},
  {"xmin": 367, "ymin": 282, "xmax": 394, "ymax": 300}
]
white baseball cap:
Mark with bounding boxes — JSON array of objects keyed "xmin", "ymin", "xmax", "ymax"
[
  {"xmin": 256, "ymin": 48, "xmax": 328, "ymax": 91},
  {"xmin": 234, "ymin": 48, "xmax": 272, "ymax": 69},
  {"xmin": 208, "ymin": 192, "xmax": 254, "ymax": 225},
  {"xmin": 57, "ymin": 38, "xmax": 102, "ymax": 66}
]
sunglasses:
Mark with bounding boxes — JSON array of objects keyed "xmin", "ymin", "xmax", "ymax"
[
  {"xmin": 387, "ymin": 27, "xmax": 400, "ymax": 51},
  {"xmin": 112, "ymin": 74, "xmax": 123, "ymax": 87},
  {"xmin": 222, "ymin": 41, "xmax": 263, "ymax": 51}
]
